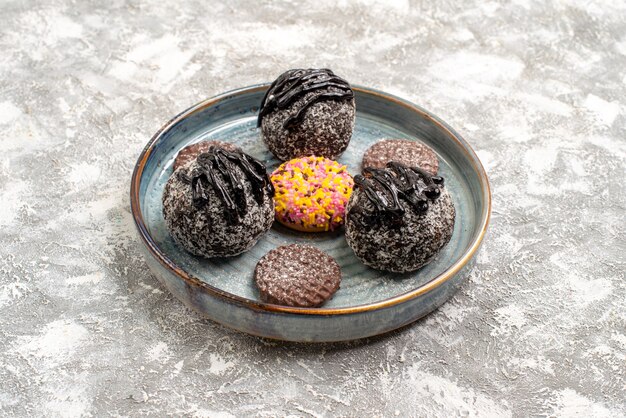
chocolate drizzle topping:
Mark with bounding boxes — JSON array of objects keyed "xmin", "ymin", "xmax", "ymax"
[
  {"xmin": 348, "ymin": 162, "xmax": 445, "ymax": 228},
  {"xmin": 257, "ymin": 68, "xmax": 354, "ymax": 129},
  {"xmin": 178, "ymin": 147, "xmax": 274, "ymax": 225}
]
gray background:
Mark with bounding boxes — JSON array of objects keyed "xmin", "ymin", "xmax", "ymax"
[{"xmin": 1, "ymin": 0, "xmax": 625, "ymax": 416}]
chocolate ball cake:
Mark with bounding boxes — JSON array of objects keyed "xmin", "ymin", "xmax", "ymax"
[
  {"xmin": 162, "ymin": 147, "xmax": 274, "ymax": 258},
  {"xmin": 345, "ymin": 162, "xmax": 455, "ymax": 273},
  {"xmin": 258, "ymin": 68, "xmax": 356, "ymax": 161}
]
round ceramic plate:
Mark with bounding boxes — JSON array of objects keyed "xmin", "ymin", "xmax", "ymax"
[{"xmin": 131, "ymin": 84, "xmax": 491, "ymax": 342}]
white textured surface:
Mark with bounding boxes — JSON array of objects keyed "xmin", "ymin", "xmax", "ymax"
[{"xmin": 1, "ymin": 1, "xmax": 625, "ymax": 416}]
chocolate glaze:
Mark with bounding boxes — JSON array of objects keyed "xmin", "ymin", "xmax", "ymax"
[
  {"xmin": 178, "ymin": 147, "xmax": 274, "ymax": 225},
  {"xmin": 257, "ymin": 68, "xmax": 354, "ymax": 129},
  {"xmin": 348, "ymin": 161, "xmax": 444, "ymax": 228}
]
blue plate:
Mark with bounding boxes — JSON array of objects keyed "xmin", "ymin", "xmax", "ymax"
[{"xmin": 130, "ymin": 85, "xmax": 491, "ymax": 342}]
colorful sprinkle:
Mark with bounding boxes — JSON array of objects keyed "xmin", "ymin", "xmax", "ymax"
[{"xmin": 271, "ymin": 156, "xmax": 354, "ymax": 232}]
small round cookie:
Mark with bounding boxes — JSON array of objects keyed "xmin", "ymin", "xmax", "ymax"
[
  {"xmin": 258, "ymin": 68, "xmax": 356, "ymax": 161},
  {"xmin": 173, "ymin": 140, "xmax": 241, "ymax": 170},
  {"xmin": 254, "ymin": 244, "xmax": 341, "ymax": 307},
  {"xmin": 271, "ymin": 156, "xmax": 354, "ymax": 232},
  {"xmin": 362, "ymin": 139, "xmax": 439, "ymax": 175}
]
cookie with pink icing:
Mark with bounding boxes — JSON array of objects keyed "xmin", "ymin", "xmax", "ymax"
[{"xmin": 270, "ymin": 156, "xmax": 354, "ymax": 232}]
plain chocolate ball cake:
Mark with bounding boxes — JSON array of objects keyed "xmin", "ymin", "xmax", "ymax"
[
  {"xmin": 345, "ymin": 162, "xmax": 455, "ymax": 273},
  {"xmin": 258, "ymin": 68, "xmax": 356, "ymax": 161},
  {"xmin": 162, "ymin": 147, "xmax": 274, "ymax": 258}
]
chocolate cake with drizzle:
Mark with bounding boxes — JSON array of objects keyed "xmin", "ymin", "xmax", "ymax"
[
  {"xmin": 258, "ymin": 68, "xmax": 355, "ymax": 161},
  {"xmin": 162, "ymin": 147, "xmax": 275, "ymax": 258},
  {"xmin": 344, "ymin": 162, "xmax": 455, "ymax": 273}
]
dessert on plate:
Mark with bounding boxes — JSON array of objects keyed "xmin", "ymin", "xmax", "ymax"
[
  {"xmin": 270, "ymin": 156, "xmax": 354, "ymax": 232},
  {"xmin": 345, "ymin": 162, "xmax": 455, "ymax": 273},
  {"xmin": 362, "ymin": 138, "xmax": 439, "ymax": 175},
  {"xmin": 160, "ymin": 68, "xmax": 457, "ymax": 307},
  {"xmin": 162, "ymin": 147, "xmax": 274, "ymax": 258},
  {"xmin": 254, "ymin": 244, "xmax": 341, "ymax": 307},
  {"xmin": 173, "ymin": 140, "xmax": 241, "ymax": 170},
  {"xmin": 258, "ymin": 68, "xmax": 355, "ymax": 161}
]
